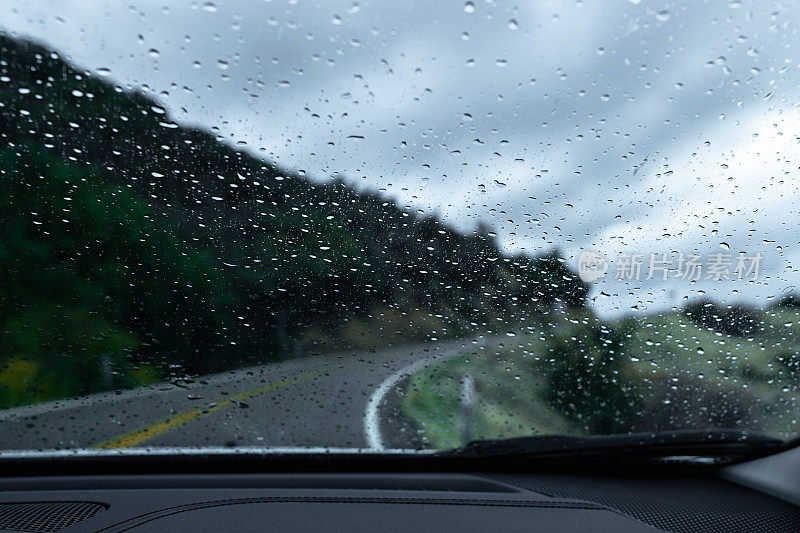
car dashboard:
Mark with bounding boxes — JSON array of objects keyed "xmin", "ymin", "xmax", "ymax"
[{"xmin": 0, "ymin": 455, "xmax": 798, "ymax": 532}]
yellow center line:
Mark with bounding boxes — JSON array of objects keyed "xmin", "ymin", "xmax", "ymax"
[{"xmin": 94, "ymin": 364, "xmax": 343, "ymax": 449}]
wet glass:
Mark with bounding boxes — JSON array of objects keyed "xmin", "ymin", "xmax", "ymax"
[{"xmin": 0, "ymin": 0, "xmax": 798, "ymax": 451}]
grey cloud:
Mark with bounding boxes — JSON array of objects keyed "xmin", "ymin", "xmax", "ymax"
[{"xmin": 5, "ymin": 0, "xmax": 799, "ymax": 316}]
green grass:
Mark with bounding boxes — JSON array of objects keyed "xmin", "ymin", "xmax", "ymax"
[
  {"xmin": 402, "ymin": 338, "xmax": 578, "ymax": 449},
  {"xmin": 401, "ymin": 308, "xmax": 800, "ymax": 449},
  {"xmin": 625, "ymin": 312, "xmax": 800, "ymax": 437}
]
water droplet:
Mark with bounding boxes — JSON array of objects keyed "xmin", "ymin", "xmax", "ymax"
[{"xmin": 464, "ymin": 1, "xmax": 475, "ymax": 13}]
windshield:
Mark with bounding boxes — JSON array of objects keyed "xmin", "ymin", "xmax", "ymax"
[{"xmin": 1, "ymin": 0, "xmax": 799, "ymax": 455}]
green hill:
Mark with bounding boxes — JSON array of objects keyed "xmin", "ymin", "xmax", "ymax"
[{"xmin": 0, "ymin": 33, "xmax": 587, "ymax": 408}]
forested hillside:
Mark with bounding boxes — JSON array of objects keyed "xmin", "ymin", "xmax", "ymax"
[{"xmin": 0, "ymin": 34, "xmax": 587, "ymax": 407}]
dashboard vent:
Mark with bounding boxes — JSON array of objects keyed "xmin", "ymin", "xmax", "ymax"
[{"xmin": 0, "ymin": 502, "xmax": 106, "ymax": 532}]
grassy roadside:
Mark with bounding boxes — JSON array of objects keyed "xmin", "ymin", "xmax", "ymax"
[
  {"xmin": 400, "ymin": 307, "xmax": 800, "ymax": 449},
  {"xmin": 401, "ymin": 336, "xmax": 579, "ymax": 449}
]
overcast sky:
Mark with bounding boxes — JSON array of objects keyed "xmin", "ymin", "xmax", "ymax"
[{"xmin": 4, "ymin": 0, "xmax": 800, "ymax": 317}]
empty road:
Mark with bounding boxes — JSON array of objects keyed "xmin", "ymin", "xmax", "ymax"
[{"xmin": 0, "ymin": 338, "xmax": 486, "ymax": 452}]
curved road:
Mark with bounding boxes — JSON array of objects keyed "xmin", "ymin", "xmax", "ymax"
[{"xmin": 0, "ymin": 338, "xmax": 485, "ymax": 452}]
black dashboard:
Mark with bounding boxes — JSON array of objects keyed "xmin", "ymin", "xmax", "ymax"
[{"xmin": 0, "ymin": 461, "xmax": 798, "ymax": 532}]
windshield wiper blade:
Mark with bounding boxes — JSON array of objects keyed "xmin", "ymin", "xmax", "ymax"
[{"xmin": 444, "ymin": 429, "xmax": 783, "ymax": 462}]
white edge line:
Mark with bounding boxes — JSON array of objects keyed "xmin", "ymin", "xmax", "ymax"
[
  {"xmin": 363, "ymin": 335, "xmax": 489, "ymax": 451},
  {"xmin": 363, "ymin": 356, "xmax": 443, "ymax": 450}
]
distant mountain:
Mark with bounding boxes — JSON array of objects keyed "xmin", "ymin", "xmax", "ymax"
[{"xmin": 0, "ymin": 33, "xmax": 587, "ymax": 407}]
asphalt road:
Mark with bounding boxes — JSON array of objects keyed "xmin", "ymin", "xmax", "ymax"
[{"xmin": 0, "ymin": 338, "xmax": 484, "ymax": 452}]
